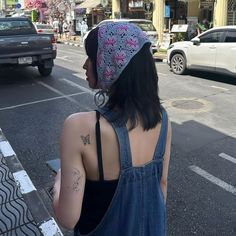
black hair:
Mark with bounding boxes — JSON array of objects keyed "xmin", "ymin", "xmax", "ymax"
[
  {"xmin": 84, "ymin": 27, "xmax": 99, "ymax": 81},
  {"xmin": 85, "ymin": 26, "xmax": 162, "ymax": 131}
]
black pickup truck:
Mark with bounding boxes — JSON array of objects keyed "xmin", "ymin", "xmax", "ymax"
[{"xmin": 0, "ymin": 17, "xmax": 56, "ymax": 76}]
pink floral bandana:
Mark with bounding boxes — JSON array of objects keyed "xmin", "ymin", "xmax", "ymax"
[{"xmin": 97, "ymin": 22, "xmax": 150, "ymax": 90}]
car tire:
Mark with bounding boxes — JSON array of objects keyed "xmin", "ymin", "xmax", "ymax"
[
  {"xmin": 38, "ymin": 65, "xmax": 52, "ymax": 77},
  {"xmin": 170, "ymin": 53, "xmax": 187, "ymax": 75}
]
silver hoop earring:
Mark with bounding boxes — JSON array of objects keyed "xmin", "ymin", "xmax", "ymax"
[{"xmin": 94, "ymin": 90, "xmax": 107, "ymax": 107}]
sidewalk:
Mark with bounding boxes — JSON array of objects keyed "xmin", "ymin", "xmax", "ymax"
[{"xmin": 0, "ymin": 128, "xmax": 63, "ymax": 236}]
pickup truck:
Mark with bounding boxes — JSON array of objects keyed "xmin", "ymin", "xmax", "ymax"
[{"xmin": 0, "ymin": 17, "xmax": 57, "ymax": 77}]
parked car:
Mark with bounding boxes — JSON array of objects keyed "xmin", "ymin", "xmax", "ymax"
[
  {"xmin": 167, "ymin": 26, "xmax": 236, "ymax": 77},
  {"xmin": 83, "ymin": 19, "xmax": 159, "ymax": 53},
  {"xmin": 0, "ymin": 17, "xmax": 57, "ymax": 77},
  {"xmin": 34, "ymin": 23, "xmax": 58, "ymax": 41}
]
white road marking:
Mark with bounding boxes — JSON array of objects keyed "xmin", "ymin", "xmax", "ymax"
[
  {"xmin": 158, "ymin": 72, "xmax": 167, "ymax": 76},
  {"xmin": 0, "ymin": 92, "xmax": 85, "ymax": 111},
  {"xmin": 39, "ymin": 218, "xmax": 63, "ymax": 236},
  {"xmin": 13, "ymin": 170, "xmax": 36, "ymax": 194},
  {"xmin": 0, "ymin": 140, "xmax": 16, "ymax": 157},
  {"xmin": 219, "ymin": 153, "xmax": 236, "ymax": 164},
  {"xmin": 189, "ymin": 165, "xmax": 236, "ymax": 196},
  {"xmin": 210, "ymin": 85, "xmax": 229, "ymax": 91},
  {"xmin": 61, "ymin": 78, "xmax": 95, "ymax": 95},
  {"xmin": 37, "ymin": 81, "xmax": 81, "ymax": 106},
  {"xmin": 56, "ymin": 56, "xmax": 74, "ymax": 63}
]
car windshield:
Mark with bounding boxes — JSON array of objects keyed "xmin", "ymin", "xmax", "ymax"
[
  {"xmin": 36, "ymin": 24, "xmax": 53, "ymax": 30},
  {"xmin": 130, "ymin": 21, "xmax": 156, "ymax": 31},
  {"xmin": 0, "ymin": 19, "xmax": 35, "ymax": 35}
]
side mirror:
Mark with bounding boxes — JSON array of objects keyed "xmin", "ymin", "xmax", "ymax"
[{"xmin": 191, "ymin": 37, "xmax": 200, "ymax": 45}]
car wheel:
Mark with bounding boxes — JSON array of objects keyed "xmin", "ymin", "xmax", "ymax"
[
  {"xmin": 170, "ymin": 53, "xmax": 187, "ymax": 75},
  {"xmin": 38, "ymin": 65, "xmax": 52, "ymax": 77}
]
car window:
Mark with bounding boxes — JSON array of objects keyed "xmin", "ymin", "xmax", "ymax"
[
  {"xmin": 36, "ymin": 24, "xmax": 53, "ymax": 30},
  {"xmin": 199, "ymin": 31, "xmax": 224, "ymax": 43},
  {"xmin": 224, "ymin": 30, "xmax": 236, "ymax": 42},
  {"xmin": 0, "ymin": 19, "xmax": 35, "ymax": 36},
  {"xmin": 130, "ymin": 21, "xmax": 156, "ymax": 31}
]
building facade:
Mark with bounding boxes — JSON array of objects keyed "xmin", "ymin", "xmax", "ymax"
[{"xmin": 112, "ymin": 0, "xmax": 236, "ymax": 43}]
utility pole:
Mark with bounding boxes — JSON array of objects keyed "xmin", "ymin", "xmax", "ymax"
[{"xmin": 0, "ymin": 0, "xmax": 7, "ymax": 16}]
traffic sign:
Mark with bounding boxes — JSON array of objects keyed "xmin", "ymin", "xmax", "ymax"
[{"xmin": 16, "ymin": 3, "xmax": 21, "ymax": 9}]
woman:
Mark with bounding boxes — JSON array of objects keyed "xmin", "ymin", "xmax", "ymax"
[{"xmin": 53, "ymin": 22, "xmax": 172, "ymax": 236}]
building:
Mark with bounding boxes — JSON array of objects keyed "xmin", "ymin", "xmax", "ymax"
[{"xmin": 112, "ymin": 0, "xmax": 236, "ymax": 43}]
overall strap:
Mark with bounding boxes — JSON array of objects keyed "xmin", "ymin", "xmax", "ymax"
[
  {"xmin": 95, "ymin": 110, "xmax": 104, "ymax": 181},
  {"xmin": 153, "ymin": 107, "xmax": 168, "ymax": 160},
  {"xmin": 97, "ymin": 107, "xmax": 133, "ymax": 170}
]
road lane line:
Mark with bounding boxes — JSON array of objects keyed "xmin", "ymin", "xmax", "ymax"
[
  {"xmin": 189, "ymin": 165, "xmax": 236, "ymax": 196},
  {"xmin": 56, "ymin": 56, "xmax": 74, "ymax": 63},
  {"xmin": 158, "ymin": 72, "xmax": 167, "ymax": 76},
  {"xmin": 210, "ymin": 85, "xmax": 229, "ymax": 91},
  {"xmin": 61, "ymin": 78, "xmax": 95, "ymax": 95},
  {"xmin": 219, "ymin": 153, "xmax": 236, "ymax": 164},
  {"xmin": 0, "ymin": 92, "xmax": 85, "ymax": 111},
  {"xmin": 37, "ymin": 81, "xmax": 81, "ymax": 106}
]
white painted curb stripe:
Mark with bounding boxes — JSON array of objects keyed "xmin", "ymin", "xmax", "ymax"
[
  {"xmin": 39, "ymin": 218, "xmax": 63, "ymax": 236},
  {"xmin": 189, "ymin": 165, "xmax": 236, "ymax": 196},
  {"xmin": 0, "ymin": 140, "xmax": 16, "ymax": 157},
  {"xmin": 219, "ymin": 153, "xmax": 236, "ymax": 165},
  {"xmin": 13, "ymin": 170, "xmax": 36, "ymax": 194}
]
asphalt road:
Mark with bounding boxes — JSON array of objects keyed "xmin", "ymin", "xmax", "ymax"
[{"xmin": 0, "ymin": 44, "xmax": 236, "ymax": 236}]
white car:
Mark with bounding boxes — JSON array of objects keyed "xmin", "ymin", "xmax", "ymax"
[
  {"xmin": 83, "ymin": 19, "xmax": 159, "ymax": 53},
  {"xmin": 34, "ymin": 23, "xmax": 58, "ymax": 41},
  {"xmin": 167, "ymin": 26, "xmax": 236, "ymax": 77}
]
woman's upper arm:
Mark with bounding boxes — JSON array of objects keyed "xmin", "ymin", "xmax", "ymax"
[
  {"xmin": 162, "ymin": 119, "xmax": 172, "ymax": 185},
  {"xmin": 57, "ymin": 115, "xmax": 86, "ymax": 228}
]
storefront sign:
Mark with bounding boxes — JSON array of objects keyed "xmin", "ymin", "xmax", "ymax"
[
  {"xmin": 165, "ymin": 5, "xmax": 170, "ymax": 18},
  {"xmin": 171, "ymin": 24, "xmax": 188, "ymax": 33},
  {"xmin": 200, "ymin": 0, "xmax": 214, "ymax": 9}
]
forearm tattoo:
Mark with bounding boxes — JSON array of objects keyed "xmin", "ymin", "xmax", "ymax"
[
  {"xmin": 80, "ymin": 134, "xmax": 90, "ymax": 145},
  {"xmin": 72, "ymin": 168, "xmax": 83, "ymax": 192}
]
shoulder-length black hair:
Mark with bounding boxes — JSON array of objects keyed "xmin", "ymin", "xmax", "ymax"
[{"xmin": 85, "ymin": 26, "xmax": 162, "ymax": 131}]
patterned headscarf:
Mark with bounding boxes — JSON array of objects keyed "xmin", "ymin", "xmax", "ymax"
[{"xmin": 96, "ymin": 22, "xmax": 151, "ymax": 90}]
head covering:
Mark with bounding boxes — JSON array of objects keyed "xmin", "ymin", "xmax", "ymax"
[{"xmin": 96, "ymin": 22, "xmax": 151, "ymax": 90}]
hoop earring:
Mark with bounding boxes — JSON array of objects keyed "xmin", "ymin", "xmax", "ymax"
[{"xmin": 94, "ymin": 90, "xmax": 107, "ymax": 107}]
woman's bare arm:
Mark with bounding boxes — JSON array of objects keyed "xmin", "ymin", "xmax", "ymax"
[
  {"xmin": 53, "ymin": 115, "xmax": 86, "ymax": 229},
  {"xmin": 161, "ymin": 119, "xmax": 172, "ymax": 203}
]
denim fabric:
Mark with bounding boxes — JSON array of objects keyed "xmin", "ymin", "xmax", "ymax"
[{"xmin": 75, "ymin": 107, "xmax": 168, "ymax": 236}]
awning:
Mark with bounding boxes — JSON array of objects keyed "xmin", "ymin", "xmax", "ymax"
[{"xmin": 76, "ymin": 0, "xmax": 101, "ymax": 9}]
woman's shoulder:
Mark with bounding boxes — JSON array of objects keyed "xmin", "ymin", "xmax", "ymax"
[{"xmin": 65, "ymin": 111, "xmax": 95, "ymax": 125}]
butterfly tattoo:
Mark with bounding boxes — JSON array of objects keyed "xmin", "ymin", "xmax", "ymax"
[{"xmin": 80, "ymin": 134, "xmax": 91, "ymax": 145}]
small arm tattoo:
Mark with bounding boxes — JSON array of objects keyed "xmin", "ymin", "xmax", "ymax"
[
  {"xmin": 72, "ymin": 168, "xmax": 83, "ymax": 192},
  {"xmin": 80, "ymin": 134, "xmax": 90, "ymax": 145}
]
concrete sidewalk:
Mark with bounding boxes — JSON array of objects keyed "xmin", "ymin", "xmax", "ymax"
[{"xmin": 0, "ymin": 128, "xmax": 63, "ymax": 236}]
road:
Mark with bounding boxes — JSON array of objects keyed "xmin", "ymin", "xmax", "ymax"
[{"xmin": 0, "ymin": 44, "xmax": 235, "ymax": 236}]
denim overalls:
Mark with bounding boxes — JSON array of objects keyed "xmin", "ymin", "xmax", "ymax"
[{"xmin": 77, "ymin": 107, "xmax": 167, "ymax": 236}]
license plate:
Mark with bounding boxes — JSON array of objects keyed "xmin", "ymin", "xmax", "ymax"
[{"xmin": 18, "ymin": 57, "xmax": 32, "ymax": 64}]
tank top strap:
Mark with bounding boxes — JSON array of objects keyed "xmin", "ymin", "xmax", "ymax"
[
  {"xmin": 153, "ymin": 107, "xmax": 168, "ymax": 160},
  {"xmin": 97, "ymin": 107, "xmax": 133, "ymax": 170}
]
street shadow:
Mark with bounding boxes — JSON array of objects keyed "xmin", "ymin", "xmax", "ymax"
[{"xmin": 188, "ymin": 70, "xmax": 236, "ymax": 86}]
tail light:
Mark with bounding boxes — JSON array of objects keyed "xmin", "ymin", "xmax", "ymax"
[
  {"xmin": 51, "ymin": 35, "xmax": 57, "ymax": 51},
  {"xmin": 37, "ymin": 29, "xmax": 43, "ymax": 33}
]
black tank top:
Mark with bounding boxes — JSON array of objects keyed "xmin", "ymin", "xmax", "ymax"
[{"xmin": 74, "ymin": 111, "xmax": 118, "ymax": 235}]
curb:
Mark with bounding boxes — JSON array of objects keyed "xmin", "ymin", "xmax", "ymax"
[
  {"xmin": 58, "ymin": 41, "xmax": 83, "ymax": 47},
  {"xmin": 0, "ymin": 128, "xmax": 63, "ymax": 236}
]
